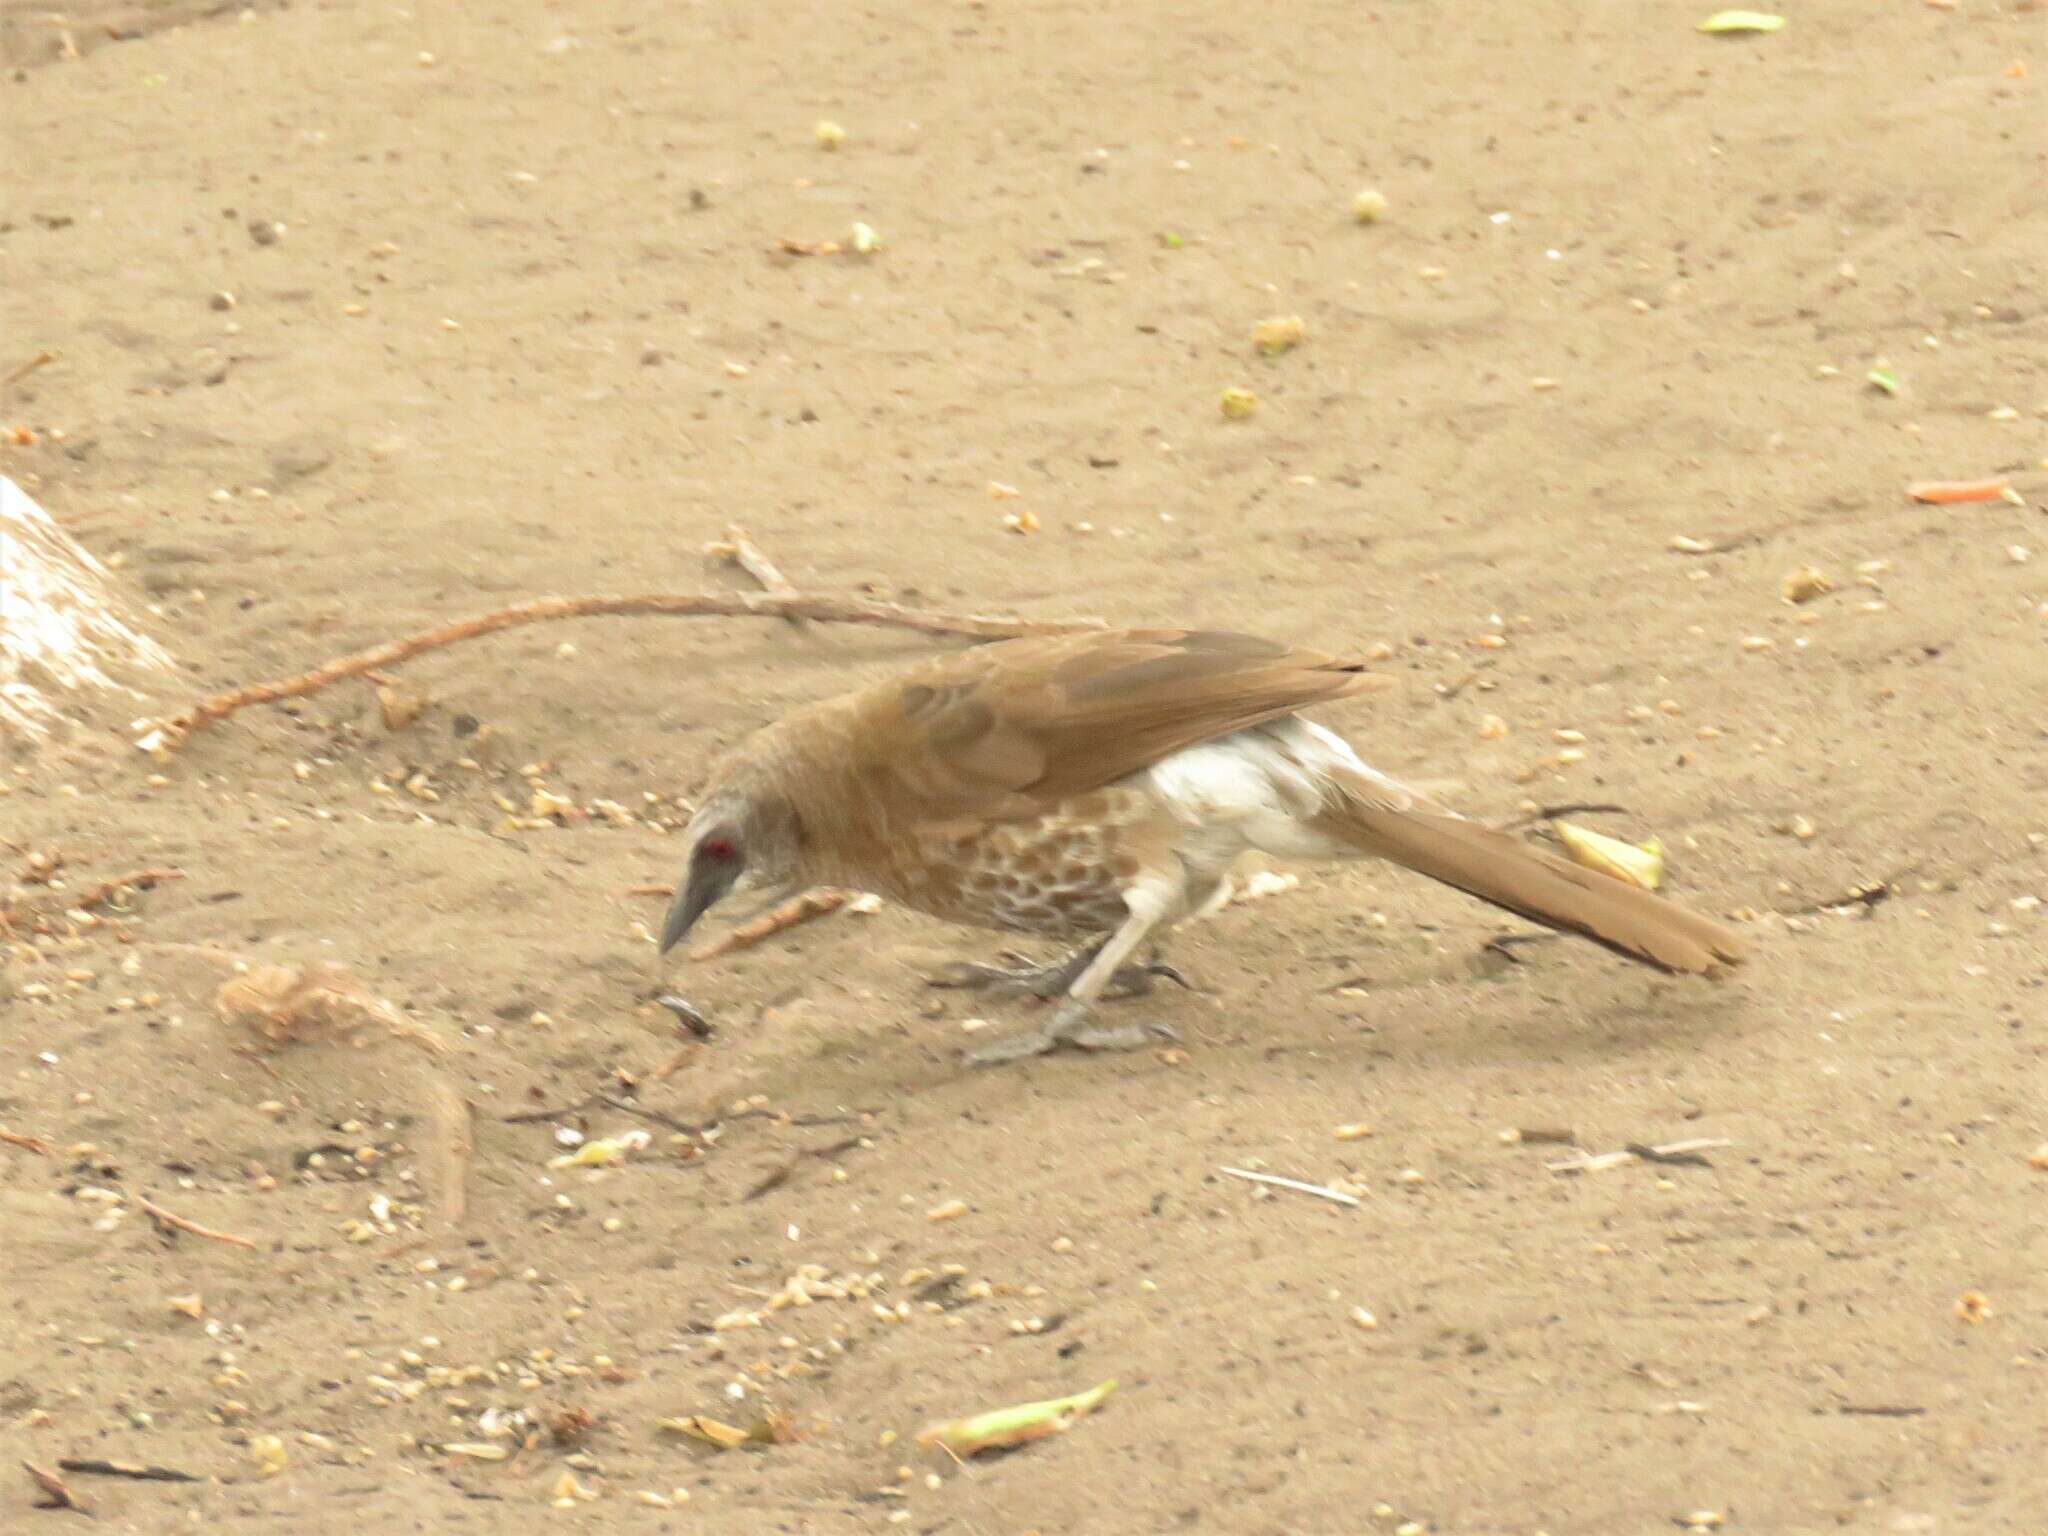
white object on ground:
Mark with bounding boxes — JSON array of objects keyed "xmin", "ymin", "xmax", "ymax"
[{"xmin": 2, "ymin": 476, "xmax": 172, "ymax": 746}]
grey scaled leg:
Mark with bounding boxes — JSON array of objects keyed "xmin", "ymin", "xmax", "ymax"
[{"xmin": 962, "ymin": 892, "xmax": 1182, "ymax": 1067}]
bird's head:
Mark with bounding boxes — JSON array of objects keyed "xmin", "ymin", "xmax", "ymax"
[{"xmin": 657, "ymin": 780, "xmax": 801, "ymax": 955}]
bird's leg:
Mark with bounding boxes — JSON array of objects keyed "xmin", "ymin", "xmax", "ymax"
[
  {"xmin": 929, "ymin": 939, "xmax": 1188, "ymax": 1001},
  {"xmin": 963, "ymin": 901, "xmax": 1180, "ymax": 1066}
]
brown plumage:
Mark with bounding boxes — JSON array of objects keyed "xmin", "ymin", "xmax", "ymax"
[{"xmin": 660, "ymin": 628, "xmax": 1749, "ymax": 1064}]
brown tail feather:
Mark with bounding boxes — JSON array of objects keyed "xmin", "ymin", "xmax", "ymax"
[{"xmin": 1320, "ymin": 801, "xmax": 1749, "ymax": 974}]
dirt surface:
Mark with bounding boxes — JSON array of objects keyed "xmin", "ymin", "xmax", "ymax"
[{"xmin": 5, "ymin": 0, "xmax": 2047, "ymax": 1531}]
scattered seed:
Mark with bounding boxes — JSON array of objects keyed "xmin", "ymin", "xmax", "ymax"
[
  {"xmin": 1252, "ymin": 315, "xmax": 1306, "ymax": 356},
  {"xmin": 248, "ymin": 1435, "xmax": 287, "ymax": 1478},
  {"xmin": 1351, "ymin": 188, "xmax": 1389, "ymax": 224},
  {"xmin": 926, "ymin": 1198, "xmax": 968, "ymax": 1222},
  {"xmin": 1954, "ymin": 1290, "xmax": 1992, "ymax": 1324},
  {"xmin": 1782, "ymin": 567, "xmax": 1832, "ymax": 603}
]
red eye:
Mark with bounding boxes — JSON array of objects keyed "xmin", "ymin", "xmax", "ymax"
[{"xmin": 701, "ymin": 836, "xmax": 737, "ymax": 862}]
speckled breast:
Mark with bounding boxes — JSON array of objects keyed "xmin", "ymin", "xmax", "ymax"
[{"xmin": 888, "ymin": 788, "xmax": 1159, "ymax": 938}]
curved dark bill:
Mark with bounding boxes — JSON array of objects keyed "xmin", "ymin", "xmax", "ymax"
[{"xmin": 658, "ymin": 859, "xmax": 740, "ymax": 954}]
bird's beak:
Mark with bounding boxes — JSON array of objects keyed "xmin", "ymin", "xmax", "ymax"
[{"xmin": 658, "ymin": 855, "xmax": 742, "ymax": 955}]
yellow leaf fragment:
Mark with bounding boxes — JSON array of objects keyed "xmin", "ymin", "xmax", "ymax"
[
  {"xmin": 1554, "ymin": 822, "xmax": 1665, "ymax": 890},
  {"xmin": 1219, "ymin": 387, "xmax": 1258, "ymax": 420},
  {"xmin": 548, "ymin": 1129, "xmax": 650, "ymax": 1169}
]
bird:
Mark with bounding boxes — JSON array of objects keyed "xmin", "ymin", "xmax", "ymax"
[{"xmin": 658, "ymin": 627, "xmax": 1749, "ymax": 1066}]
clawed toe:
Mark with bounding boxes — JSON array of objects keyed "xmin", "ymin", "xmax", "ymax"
[
  {"xmin": 1064, "ymin": 1019, "xmax": 1180, "ymax": 1052},
  {"xmin": 1103, "ymin": 960, "xmax": 1191, "ymax": 999},
  {"xmin": 961, "ymin": 1015, "xmax": 1180, "ymax": 1067},
  {"xmin": 925, "ymin": 958, "xmax": 1060, "ymax": 998}
]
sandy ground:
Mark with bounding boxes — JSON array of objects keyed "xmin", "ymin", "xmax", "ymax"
[{"xmin": 5, "ymin": 0, "xmax": 2047, "ymax": 1531}]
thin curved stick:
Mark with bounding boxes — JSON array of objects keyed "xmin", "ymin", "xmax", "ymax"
[{"xmin": 151, "ymin": 590, "xmax": 1107, "ymax": 742}]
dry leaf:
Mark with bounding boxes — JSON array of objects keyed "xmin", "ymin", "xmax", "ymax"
[
  {"xmin": 658, "ymin": 1415, "xmax": 752, "ymax": 1450},
  {"xmin": 217, "ymin": 961, "xmax": 450, "ymax": 1056}
]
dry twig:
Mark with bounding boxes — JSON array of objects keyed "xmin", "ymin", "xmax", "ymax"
[
  {"xmin": 153, "ymin": 591, "xmax": 1106, "ymax": 742},
  {"xmin": 1, "ymin": 1126, "xmax": 53, "ymax": 1156},
  {"xmin": 707, "ymin": 523, "xmax": 804, "ymax": 628},
  {"xmin": 55, "ymin": 1460, "xmax": 199, "ymax": 1484},
  {"xmin": 3, "ymin": 350, "xmax": 59, "ymax": 390},
  {"xmin": 70, "ymin": 868, "xmax": 183, "ymax": 911},
  {"xmin": 22, "ymin": 1460, "xmax": 91, "ymax": 1517},
  {"xmin": 1544, "ymin": 1137, "xmax": 1733, "ymax": 1175},
  {"xmin": 137, "ymin": 1195, "xmax": 257, "ymax": 1249},
  {"xmin": 692, "ymin": 887, "xmax": 852, "ymax": 960},
  {"xmin": 502, "ymin": 1091, "xmax": 704, "ymax": 1140}
]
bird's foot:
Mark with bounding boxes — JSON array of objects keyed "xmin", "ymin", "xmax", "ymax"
[
  {"xmin": 961, "ymin": 999, "xmax": 1180, "ymax": 1067},
  {"xmin": 928, "ymin": 948, "xmax": 1188, "ymax": 1002}
]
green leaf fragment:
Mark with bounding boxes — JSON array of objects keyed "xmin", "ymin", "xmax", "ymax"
[
  {"xmin": 1866, "ymin": 368, "xmax": 1899, "ymax": 396},
  {"xmin": 916, "ymin": 1379, "xmax": 1118, "ymax": 1457},
  {"xmin": 1698, "ymin": 10, "xmax": 1787, "ymax": 32}
]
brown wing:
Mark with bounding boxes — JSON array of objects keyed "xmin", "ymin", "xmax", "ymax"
[{"xmin": 851, "ymin": 628, "xmax": 1390, "ymax": 820}]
